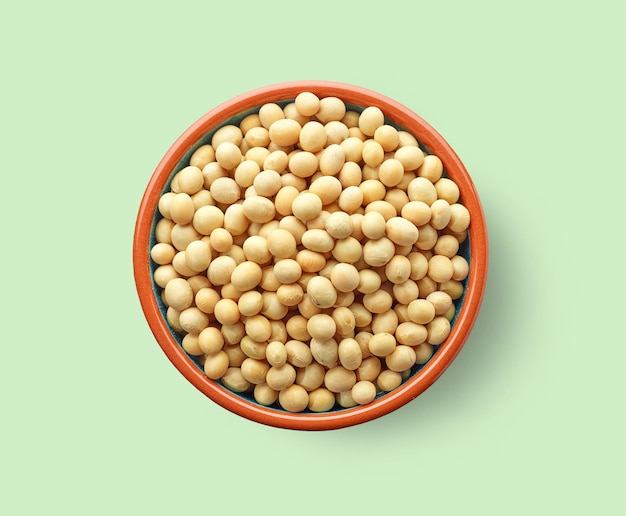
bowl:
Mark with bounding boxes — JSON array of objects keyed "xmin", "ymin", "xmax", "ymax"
[{"xmin": 133, "ymin": 80, "xmax": 488, "ymax": 430}]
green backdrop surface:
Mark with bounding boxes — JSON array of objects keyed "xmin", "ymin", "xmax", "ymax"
[{"xmin": 1, "ymin": 1, "xmax": 624, "ymax": 514}]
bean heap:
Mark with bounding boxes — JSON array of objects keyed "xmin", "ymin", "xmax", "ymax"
[{"xmin": 151, "ymin": 92, "xmax": 470, "ymax": 413}]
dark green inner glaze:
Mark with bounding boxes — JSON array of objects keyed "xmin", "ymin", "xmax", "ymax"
[{"xmin": 149, "ymin": 101, "xmax": 470, "ymax": 413}]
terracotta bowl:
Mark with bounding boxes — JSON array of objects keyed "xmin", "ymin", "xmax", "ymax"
[{"xmin": 133, "ymin": 81, "xmax": 488, "ymax": 430}]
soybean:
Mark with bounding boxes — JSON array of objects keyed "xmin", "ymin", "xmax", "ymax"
[{"xmin": 151, "ymin": 91, "xmax": 473, "ymax": 413}]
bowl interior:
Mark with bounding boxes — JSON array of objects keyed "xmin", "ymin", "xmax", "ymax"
[{"xmin": 150, "ymin": 100, "xmax": 470, "ymax": 413}]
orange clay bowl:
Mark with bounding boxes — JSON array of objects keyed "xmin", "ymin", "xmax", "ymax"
[{"xmin": 133, "ymin": 81, "xmax": 488, "ymax": 431}]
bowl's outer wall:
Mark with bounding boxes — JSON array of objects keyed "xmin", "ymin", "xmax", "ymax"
[{"xmin": 133, "ymin": 81, "xmax": 488, "ymax": 431}]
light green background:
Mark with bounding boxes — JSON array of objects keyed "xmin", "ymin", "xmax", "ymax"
[{"xmin": 1, "ymin": 1, "xmax": 624, "ymax": 514}]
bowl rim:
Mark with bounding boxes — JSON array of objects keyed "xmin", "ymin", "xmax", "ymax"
[{"xmin": 133, "ymin": 80, "xmax": 488, "ymax": 431}]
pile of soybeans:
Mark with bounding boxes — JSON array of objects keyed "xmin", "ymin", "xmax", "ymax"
[{"xmin": 150, "ymin": 92, "xmax": 470, "ymax": 413}]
